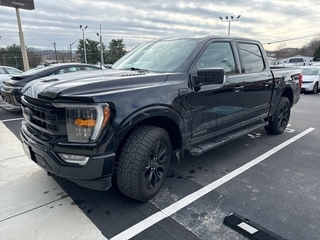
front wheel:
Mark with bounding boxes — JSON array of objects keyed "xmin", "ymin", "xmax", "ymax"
[
  {"xmin": 312, "ymin": 82, "xmax": 318, "ymax": 94},
  {"xmin": 265, "ymin": 97, "xmax": 291, "ymax": 135},
  {"xmin": 117, "ymin": 125, "xmax": 171, "ymax": 201}
]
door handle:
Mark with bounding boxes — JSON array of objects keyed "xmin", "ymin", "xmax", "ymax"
[
  {"xmin": 263, "ymin": 80, "xmax": 272, "ymax": 87},
  {"xmin": 234, "ymin": 86, "xmax": 244, "ymax": 92}
]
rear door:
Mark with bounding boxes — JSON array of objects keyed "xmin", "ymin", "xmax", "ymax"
[{"xmin": 236, "ymin": 42, "xmax": 273, "ymax": 126}]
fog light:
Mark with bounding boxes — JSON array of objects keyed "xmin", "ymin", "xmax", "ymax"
[{"xmin": 58, "ymin": 153, "xmax": 89, "ymax": 166}]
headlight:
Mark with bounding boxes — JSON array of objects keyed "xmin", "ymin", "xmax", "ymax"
[{"xmin": 53, "ymin": 103, "xmax": 111, "ymax": 143}]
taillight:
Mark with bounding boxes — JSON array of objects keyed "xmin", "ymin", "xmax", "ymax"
[{"xmin": 298, "ymin": 73, "xmax": 303, "ymax": 89}]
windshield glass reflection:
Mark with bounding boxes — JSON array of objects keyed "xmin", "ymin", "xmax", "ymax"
[{"xmin": 113, "ymin": 38, "xmax": 200, "ymax": 73}]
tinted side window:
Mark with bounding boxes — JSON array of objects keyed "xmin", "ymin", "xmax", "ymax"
[
  {"xmin": 239, "ymin": 43, "xmax": 264, "ymax": 73},
  {"xmin": 68, "ymin": 66, "xmax": 81, "ymax": 72},
  {"xmin": 197, "ymin": 42, "xmax": 236, "ymax": 75},
  {"xmin": 83, "ymin": 66, "xmax": 99, "ymax": 71},
  {"xmin": 57, "ymin": 66, "xmax": 81, "ymax": 74}
]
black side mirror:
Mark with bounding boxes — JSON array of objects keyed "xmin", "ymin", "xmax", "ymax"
[{"xmin": 193, "ymin": 68, "xmax": 225, "ymax": 86}]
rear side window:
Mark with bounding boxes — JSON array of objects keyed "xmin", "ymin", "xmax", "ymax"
[
  {"xmin": 289, "ymin": 58, "xmax": 304, "ymax": 63},
  {"xmin": 57, "ymin": 66, "xmax": 81, "ymax": 74},
  {"xmin": 83, "ymin": 66, "xmax": 99, "ymax": 71},
  {"xmin": 239, "ymin": 43, "xmax": 264, "ymax": 73}
]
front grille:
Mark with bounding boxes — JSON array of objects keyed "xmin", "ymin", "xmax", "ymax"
[{"xmin": 21, "ymin": 96, "xmax": 67, "ymax": 136}]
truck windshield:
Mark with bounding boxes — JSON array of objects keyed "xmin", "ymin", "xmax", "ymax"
[{"xmin": 113, "ymin": 39, "xmax": 200, "ymax": 72}]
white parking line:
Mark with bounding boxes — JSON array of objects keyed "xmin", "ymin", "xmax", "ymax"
[
  {"xmin": 1, "ymin": 118, "xmax": 23, "ymax": 122},
  {"xmin": 111, "ymin": 127, "xmax": 315, "ymax": 240}
]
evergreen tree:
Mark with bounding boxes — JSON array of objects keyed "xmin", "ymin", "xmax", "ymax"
[
  {"xmin": 77, "ymin": 39, "xmax": 106, "ymax": 64},
  {"xmin": 0, "ymin": 44, "xmax": 41, "ymax": 70},
  {"xmin": 314, "ymin": 45, "xmax": 320, "ymax": 57},
  {"xmin": 105, "ymin": 39, "xmax": 127, "ymax": 64}
]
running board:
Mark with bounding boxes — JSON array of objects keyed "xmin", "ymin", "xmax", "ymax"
[{"xmin": 189, "ymin": 123, "xmax": 266, "ymax": 156}]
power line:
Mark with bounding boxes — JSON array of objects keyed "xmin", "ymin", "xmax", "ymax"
[{"xmin": 263, "ymin": 35, "xmax": 317, "ymax": 45}]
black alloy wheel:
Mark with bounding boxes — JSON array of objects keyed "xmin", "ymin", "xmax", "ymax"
[{"xmin": 117, "ymin": 125, "xmax": 171, "ymax": 201}]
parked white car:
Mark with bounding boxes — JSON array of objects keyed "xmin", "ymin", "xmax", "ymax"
[
  {"xmin": 300, "ymin": 66, "xmax": 320, "ymax": 94},
  {"xmin": 0, "ymin": 66, "xmax": 23, "ymax": 90}
]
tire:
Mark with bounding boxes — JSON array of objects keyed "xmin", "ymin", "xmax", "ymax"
[
  {"xmin": 117, "ymin": 125, "xmax": 171, "ymax": 201},
  {"xmin": 312, "ymin": 82, "xmax": 318, "ymax": 94},
  {"xmin": 265, "ymin": 97, "xmax": 291, "ymax": 135}
]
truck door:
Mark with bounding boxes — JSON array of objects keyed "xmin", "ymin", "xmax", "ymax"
[
  {"xmin": 189, "ymin": 41, "xmax": 244, "ymax": 145},
  {"xmin": 237, "ymin": 42, "xmax": 273, "ymax": 126}
]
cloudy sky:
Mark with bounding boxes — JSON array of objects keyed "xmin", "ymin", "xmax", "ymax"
[{"xmin": 0, "ymin": 0, "xmax": 319, "ymax": 52}]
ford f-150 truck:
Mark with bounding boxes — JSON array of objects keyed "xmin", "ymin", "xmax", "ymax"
[{"xmin": 20, "ymin": 36, "xmax": 302, "ymax": 201}]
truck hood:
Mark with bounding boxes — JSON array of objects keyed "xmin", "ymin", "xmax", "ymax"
[{"xmin": 22, "ymin": 69, "xmax": 169, "ymax": 100}]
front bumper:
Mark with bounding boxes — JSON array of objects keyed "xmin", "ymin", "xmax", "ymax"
[
  {"xmin": 0, "ymin": 87, "xmax": 21, "ymax": 106},
  {"xmin": 301, "ymin": 82, "xmax": 316, "ymax": 92},
  {"xmin": 20, "ymin": 121, "xmax": 116, "ymax": 191}
]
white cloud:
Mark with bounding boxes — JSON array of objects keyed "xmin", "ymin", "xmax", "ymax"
[{"xmin": 0, "ymin": 0, "xmax": 319, "ymax": 51}]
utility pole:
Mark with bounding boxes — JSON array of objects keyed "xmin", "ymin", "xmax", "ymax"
[
  {"xmin": 52, "ymin": 42, "xmax": 57, "ymax": 62},
  {"xmin": 80, "ymin": 25, "xmax": 88, "ymax": 64},
  {"xmin": 70, "ymin": 39, "xmax": 78, "ymax": 62},
  {"xmin": 219, "ymin": 15, "xmax": 241, "ymax": 36},
  {"xmin": 96, "ymin": 24, "xmax": 104, "ymax": 69}
]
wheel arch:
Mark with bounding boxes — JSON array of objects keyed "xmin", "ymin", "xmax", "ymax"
[
  {"xmin": 281, "ymin": 87, "xmax": 294, "ymax": 107},
  {"xmin": 113, "ymin": 107, "xmax": 184, "ymax": 159},
  {"xmin": 268, "ymin": 86, "xmax": 293, "ymax": 122}
]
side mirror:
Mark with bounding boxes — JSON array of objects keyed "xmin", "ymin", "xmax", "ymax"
[{"xmin": 193, "ymin": 68, "xmax": 225, "ymax": 86}]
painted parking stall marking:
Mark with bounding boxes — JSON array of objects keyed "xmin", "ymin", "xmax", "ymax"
[
  {"xmin": 1, "ymin": 118, "xmax": 23, "ymax": 122},
  {"xmin": 111, "ymin": 127, "xmax": 315, "ymax": 240}
]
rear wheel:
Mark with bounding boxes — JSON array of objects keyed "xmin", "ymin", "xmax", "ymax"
[
  {"xmin": 117, "ymin": 125, "xmax": 171, "ymax": 201},
  {"xmin": 312, "ymin": 82, "xmax": 318, "ymax": 94},
  {"xmin": 265, "ymin": 97, "xmax": 291, "ymax": 135}
]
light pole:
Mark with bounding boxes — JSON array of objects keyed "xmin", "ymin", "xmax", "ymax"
[
  {"xmin": 15, "ymin": 7, "xmax": 29, "ymax": 71},
  {"xmin": 219, "ymin": 15, "xmax": 241, "ymax": 36},
  {"xmin": 96, "ymin": 24, "xmax": 104, "ymax": 69},
  {"xmin": 70, "ymin": 39, "xmax": 78, "ymax": 62},
  {"xmin": 80, "ymin": 25, "xmax": 88, "ymax": 64},
  {"xmin": 52, "ymin": 42, "xmax": 57, "ymax": 62}
]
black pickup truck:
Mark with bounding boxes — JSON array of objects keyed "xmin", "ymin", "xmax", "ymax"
[{"xmin": 20, "ymin": 36, "xmax": 302, "ymax": 201}]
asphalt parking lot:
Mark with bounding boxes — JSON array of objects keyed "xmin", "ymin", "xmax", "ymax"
[{"xmin": 1, "ymin": 93, "xmax": 319, "ymax": 240}]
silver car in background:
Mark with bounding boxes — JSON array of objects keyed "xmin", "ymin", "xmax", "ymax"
[{"xmin": 0, "ymin": 66, "xmax": 23, "ymax": 90}]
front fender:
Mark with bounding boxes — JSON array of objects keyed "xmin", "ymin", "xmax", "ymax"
[{"xmin": 111, "ymin": 105, "xmax": 188, "ymax": 153}]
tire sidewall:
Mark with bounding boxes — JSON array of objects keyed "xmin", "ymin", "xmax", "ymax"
[
  {"xmin": 265, "ymin": 97, "xmax": 291, "ymax": 134},
  {"xmin": 117, "ymin": 126, "xmax": 172, "ymax": 201},
  {"xmin": 313, "ymin": 82, "xmax": 318, "ymax": 94},
  {"xmin": 138, "ymin": 132, "xmax": 171, "ymax": 199}
]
